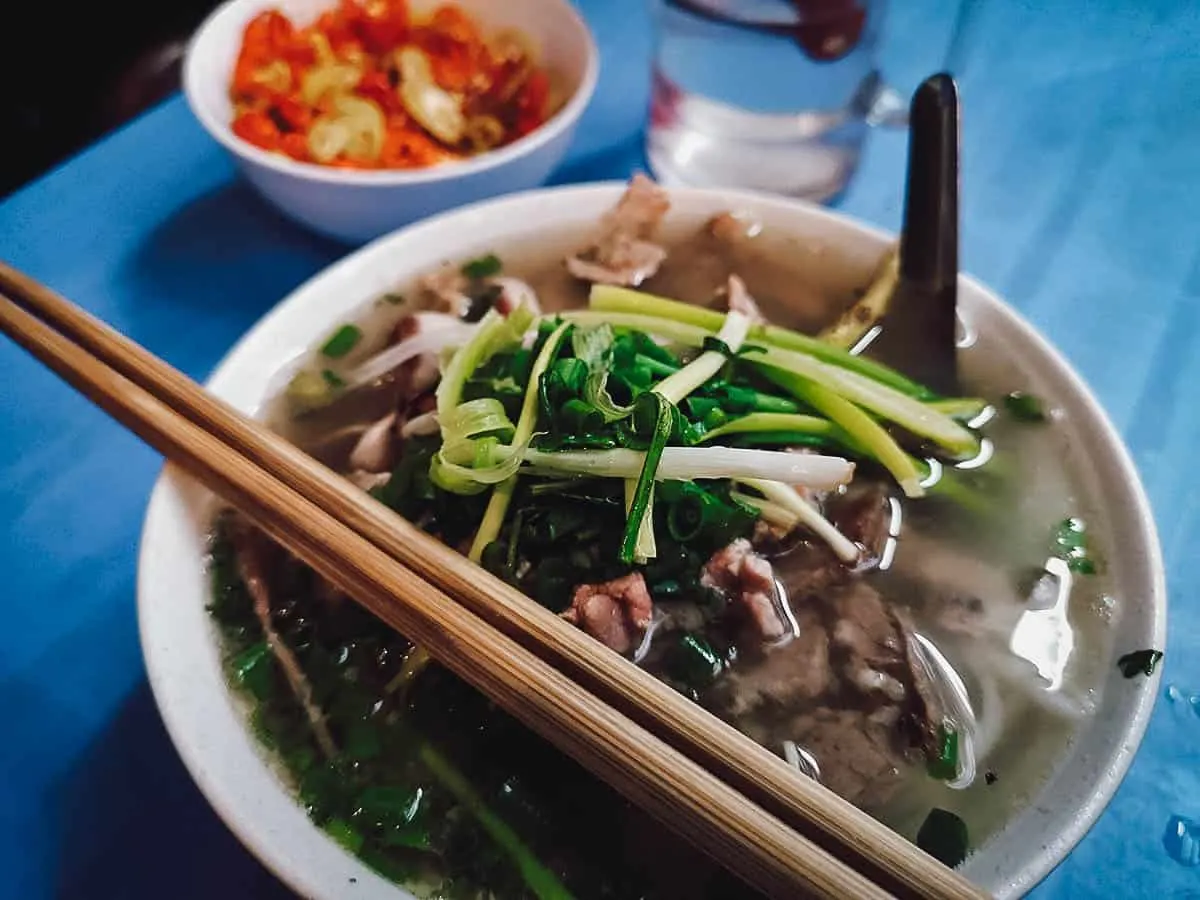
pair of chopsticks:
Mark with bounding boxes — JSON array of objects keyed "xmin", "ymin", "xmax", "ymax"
[{"xmin": 0, "ymin": 261, "xmax": 989, "ymax": 900}]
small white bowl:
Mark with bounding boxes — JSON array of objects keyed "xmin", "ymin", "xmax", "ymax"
[
  {"xmin": 139, "ymin": 184, "xmax": 1165, "ymax": 899},
  {"xmin": 183, "ymin": 0, "xmax": 599, "ymax": 244}
]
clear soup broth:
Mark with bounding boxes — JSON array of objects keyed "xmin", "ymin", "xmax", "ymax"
[{"xmin": 209, "ymin": 198, "xmax": 1116, "ymax": 899}]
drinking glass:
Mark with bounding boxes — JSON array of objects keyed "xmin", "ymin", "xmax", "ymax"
[{"xmin": 646, "ymin": 0, "xmax": 906, "ymax": 202}]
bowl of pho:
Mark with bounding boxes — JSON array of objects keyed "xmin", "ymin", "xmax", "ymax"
[{"xmin": 138, "ymin": 177, "xmax": 1166, "ymax": 900}]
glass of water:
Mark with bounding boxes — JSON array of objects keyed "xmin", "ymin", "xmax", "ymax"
[{"xmin": 646, "ymin": 0, "xmax": 905, "ymax": 202}]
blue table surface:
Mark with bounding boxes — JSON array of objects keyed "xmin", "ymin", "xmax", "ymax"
[{"xmin": 3, "ymin": 1, "xmax": 1200, "ymax": 897}]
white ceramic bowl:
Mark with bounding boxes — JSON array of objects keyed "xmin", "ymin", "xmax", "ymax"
[
  {"xmin": 138, "ymin": 184, "xmax": 1166, "ymax": 900},
  {"xmin": 183, "ymin": 0, "xmax": 599, "ymax": 244}
]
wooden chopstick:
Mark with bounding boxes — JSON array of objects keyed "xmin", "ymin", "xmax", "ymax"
[
  {"xmin": 0, "ymin": 262, "xmax": 990, "ymax": 900},
  {"xmin": 0, "ymin": 290, "xmax": 890, "ymax": 900}
]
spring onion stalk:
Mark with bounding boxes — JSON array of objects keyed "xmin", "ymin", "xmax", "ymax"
[
  {"xmin": 728, "ymin": 490, "xmax": 800, "ymax": 531},
  {"xmin": 817, "ymin": 246, "xmax": 900, "ymax": 350},
  {"xmin": 430, "ymin": 439, "xmax": 528, "ymax": 494},
  {"xmin": 620, "ymin": 394, "xmax": 673, "ymax": 563},
  {"xmin": 437, "ymin": 302, "xmax": 537, "ymax": 417},
  {"xmin": 520, "ymin": 445, "xmax": 853, "ymax": 489},
  {"xmin": 699, "ymin": 413, "xmax": 839, "ymax": 444},
  {"xmin": 563, "ymin": 308, "xmax": 978, "ymax": 456},
  {"xmin": 440, "ymin": 397, "xmax": 516, "ymax": 444},
  {"xmin": 929, "ymin": 397, "xmax": 992, "ymax": 421},
  {"xmin": 761, "ymin": 368, "xmax": 924, "ymax": 497},
  {"xmin": 738, "ymin": 477, "xmax": 861, "ymax": 563},
  {"xmin": 469, "ymin": 322, "xmax": 572, "ymax": 561},
  {"xmin": 624, "ymin": 479, "xmax": 657, "ymax": 563},
  {"xmin": 418, "ymin": 743, "xmax": 575, "ymax": 900},
  {"xmin": 652, "ymin": 310, "xmax": 752, "ymax": 404},
  {"xmin": 558, "ymin": 310, "xmax": 711, "ymax": 348},
  {"xmin": 750, "ymin": 348, "xmax": 975, "ymax": 454},
  {"xmin": 635, "ymin": 354, "xmax": 679, "ymax": 376},
  {"xmin": 588, "ymin": 284, "xmax": 932, "ymax": 398}
]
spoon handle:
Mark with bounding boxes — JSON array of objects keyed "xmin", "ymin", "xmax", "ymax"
[{"xmin": 900, "ymin": 73, "xmax": 960, "ymax": 293}]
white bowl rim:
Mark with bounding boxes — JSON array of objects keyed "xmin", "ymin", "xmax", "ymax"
[
  {"xmin": 182, "ymin": 0, "xmax": 601, "ymax": 187},
  {"xmin": 137, "ymin": 181, "xmax": 1167, "ymax": 900}
]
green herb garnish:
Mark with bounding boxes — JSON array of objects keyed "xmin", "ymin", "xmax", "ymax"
[
  {"xmin": 1052, "ymin": 516, "xmax": 1098, "ymax": 574},
  {"xmin": 1117, "ymin": 649, "xmax": 1163, "ymax": 678},
  {"xmin": 916, "ymin": 808, "xmax": 968, "ymax": 867},
  {"xmin": 926, "ymin": 724, "xmax": 959, "ymax": 781},
  {"xmin": 321, "ymin": 368, "xmax": 346, "ymax": 389},
  {"xmin": 461, "ymin": 253, "xmax": 503, "ymax": 280},
  {"xmin": 233, "ymin": 641, "xmax": 274, "ymax": 701},
  {"xmin": 1003, "ymin": 390, "xmax": 1046, "ymax": 422},
  {"xmin": 380, "ymin": 292, "xmax": 405, "ymax": 305},
  {"xmin": 666, "ymin": 634, "xmax": 723, "ymax": 689},
  {"xmin": 321, "ymin": 323, "xmax": 363, "ymax": 359}
]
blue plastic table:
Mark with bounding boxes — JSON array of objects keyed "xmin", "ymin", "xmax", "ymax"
[{"xmin": 3, "ymin": 1, "xmax": 1198, "ymax": 897}]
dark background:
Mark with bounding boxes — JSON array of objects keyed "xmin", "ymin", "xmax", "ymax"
[{"xmin": 2, "ymin": 1, "xmax": 226, "ymax": 199}]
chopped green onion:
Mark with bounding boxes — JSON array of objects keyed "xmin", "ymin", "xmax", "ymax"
[
  {"xmin": 666, "ymin": 633, "xmax": 723, "ymax": 688},
  {"xmin": 321, "ymin": 323, "xmax": 363, "ymax": 359},
  {"xmin": 1052, "ymin": 516, "xmax": 1097, "ymax": 574},
  {"xmin": 468, "ymin": 322, "xmax": 572, "ymax": 561},
  {"xmin": 324, "ymin": 818, "xmax": 364, "ymax": 854},
  {"xmin": 437, "ymin": 302, "xmax": 536, "ymax": 418},
  {"xmin": 916, "ymin": 808, "xmax": 968, "ymax": 868},
  {"xmin": 461, "ymin": 253, "xmax": 503, "ymax": 280},
  {"xmin": 927, "ymin": 724, "xmax": 959, "ymax": 781},
  {"xmin": 1003, "ymin": 391, "xmax": 1046, "ymax": 422},
  {"xmin": 286, "ymin": 369, "xmax": 336, "ymax": 412},
  {"xmin": 418, "ymin": 742, "xmax": 574, "ymax": 900},
  {"xmin": 1117, "ymin": 649, "xmax": 1163, "ymax": 678},
  {"xmin": 320, "ymin": 368, "xmax": 345, "ymax": 389}
]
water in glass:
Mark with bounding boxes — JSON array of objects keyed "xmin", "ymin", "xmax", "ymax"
[{"xmin": 647, "ymin": 0, "xmax": 894, "ymax": 201}]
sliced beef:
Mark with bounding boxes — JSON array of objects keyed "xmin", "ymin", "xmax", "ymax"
[
  {"xmin": 562, "ymin": 572, "xmax": 655, "ymax": 655},
  {"xmin": 701, "ymin": 539, "xmax": 791, "ymax": 642},
  {"xmin": 770, "ymin": 537, "xmax": 852, "ymax": 599},
  {"xmin": 830, "ymin": 583, "xmax": 907, "ymax": 703},
  {"xmin": 826, "ymin": 482, "xmax": 893, "ymax": 560},
  {"xmin": 706, "ymin": 574, "xmax": 948, "ymax": 811},
  {"xmin": 712, "ymin": 607, "xmax": 832, "ymax": 717},
  {"xmin": 566, "ymin": 174, "xmax": 670, "ymax": 286},
  {"xmin": 348, "ymin": 412, "xmax": 398, "ymax": 473},
  {"xmin": 706, "ymin": 211, "xmax": 760, "ymax": 247},
  {"xmin": 490, "ymin": 276, "xmax": 543, "ymax": 317},
  {"xmin": 418, "ymin": 263, "xmax": 472, "ymax": 317},
  {"xmin": 784, "ymin": 709, "xmax": 904, "ymax": 809}
]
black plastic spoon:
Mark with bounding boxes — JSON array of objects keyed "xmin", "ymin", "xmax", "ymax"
[{"xmin": 866, "ymin": 73, "xmax": 961, "ymax": 397}]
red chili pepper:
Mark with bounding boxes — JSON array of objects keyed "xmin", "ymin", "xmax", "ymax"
[{"xmin": 232, "ymin": 110, "xmax": 281, "ymax": 150}]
